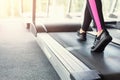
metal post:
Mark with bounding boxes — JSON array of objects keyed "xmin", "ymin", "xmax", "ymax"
[
  {"xmin": 109, "ymin": 0, "xmax": 118, "ymax": 14},
  {"xmin": 32, "ymin": 0, "xmax": 36, "ymax": 25},
  {"xmin": 10, "ymin": 0, "xmax": 15, "ymax": 17},
  {"xmin": 46, "ymin": 0, "xmax": 50, "ymax": 17},
  {"xmin": 19, "ymin": 0, "xmax": 23, "ymax": 16},
  {"xmin": 67, "ymin": 0, "xmax": 72, "ymax": 14}
]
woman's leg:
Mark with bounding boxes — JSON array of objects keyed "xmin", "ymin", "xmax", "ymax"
[
  {"xmin": 87, "ymin": 0, "xmax": 104, "ymax": 31},
  {"xmin": 87, "ymin": 0, "xmax": 112, "ymax": 52},
  {"xmin": 82, "ymin": 4, "xmax": 92, "ymax": 31},
  {"xmin": 77, "ymin": 4, "xmax": 92, "ymax": 41}
]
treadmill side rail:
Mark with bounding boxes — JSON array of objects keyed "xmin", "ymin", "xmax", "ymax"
[
  {"xmin": 36, "ymin": 33, "xmax": 102, "ymax": 80},
  {"xmin": 70, "ymin": 70, "xmax": 101, "ymax": 80}
]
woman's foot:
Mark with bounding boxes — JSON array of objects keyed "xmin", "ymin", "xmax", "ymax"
[
  {"xmin": 77, "ymin": 29, "xmax": 86, "ymax": 41},
  {"xmin": 91, "ymin": 31, "xmax": 112, "ymax": 52}
]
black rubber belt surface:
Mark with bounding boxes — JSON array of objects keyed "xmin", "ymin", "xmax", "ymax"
[{"xmin": 49, "ymin": 32, "xmax": 120, "ymax": 80}]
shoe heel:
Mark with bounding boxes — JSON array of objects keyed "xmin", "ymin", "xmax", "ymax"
[
  {"xmin": 98, "ymin": 36, "xmax": 112, "ymax": 52},
  {"xmin": 77, "ymin": 31, "xmax": 86, "ymax": 41}
]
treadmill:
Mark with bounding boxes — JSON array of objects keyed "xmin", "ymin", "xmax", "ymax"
[
  {"xmin": 29, "ymin": 0, "xmax": 120, "ymax": 79},
  {"xmin": 29, "ymin": 18, "xmax": 120, "ymax": 80}
]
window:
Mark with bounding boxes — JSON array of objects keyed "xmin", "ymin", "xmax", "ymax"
[
  {"xmin": 70, "ymin": 0, "xmax": 85, "ymax": 13},
  {"xmin": 36, "ymin": 0, "xmax": 49, "ymax": 17},
  {"xmin": 48, "ymin": 0, "xmax": 69, "ymax": 17},
  {"xmin": 22, "ymin": 0, "xmax": 32, "ymax": 17},
  {"xmin": 67, "ymin": 0, "xmax": 85, "ymax": 18},
  {"xmin": 112, "ymin": 0, "xmax": 120, "ymax": 20}
]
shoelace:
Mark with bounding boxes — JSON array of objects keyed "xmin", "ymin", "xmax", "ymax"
[{"xmin": 93, "ymin": 35, "xmax": 100, "ymax": 46}]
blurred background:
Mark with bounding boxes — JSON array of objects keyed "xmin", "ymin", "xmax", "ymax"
[{"xmin": 0, "ymin": 0, "xmax": 119, "ymax": 20}]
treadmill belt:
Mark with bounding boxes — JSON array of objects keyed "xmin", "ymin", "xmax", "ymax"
[
  {"xmin": 49, "ymin": 32, "xmax": 120, "ymax": 80},
  {"xmin": 108, "ymin": 28, "xmax": 120, "ymax": 40}
]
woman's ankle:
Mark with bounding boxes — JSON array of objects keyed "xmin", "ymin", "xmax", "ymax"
[
  {"xmin": 79, "ymin": 28, "xmax": 86, "ymax": 33},
  {"xmin": 97, "ymin": 30, "xmax": 103, "ymax": 37}
]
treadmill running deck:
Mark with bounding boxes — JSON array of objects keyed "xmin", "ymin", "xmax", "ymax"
[{"xmin": 49, "ymin": 32, "xmax": 120, "ymax": 80}]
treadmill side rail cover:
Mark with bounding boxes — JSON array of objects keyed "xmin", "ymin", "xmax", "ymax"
[{"xmin": 70, "ymin": 70, "xmax": 101, "ymax": 80}]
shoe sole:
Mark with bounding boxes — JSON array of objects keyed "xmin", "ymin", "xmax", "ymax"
[{"xmin": 91, "ymin": 35, "xmax": 112, "ymax": 52}]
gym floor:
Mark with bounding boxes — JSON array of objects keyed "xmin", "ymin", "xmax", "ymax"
[{"xmin": 0, "ymin": 18, "xmax": 60, "ymax": 80}]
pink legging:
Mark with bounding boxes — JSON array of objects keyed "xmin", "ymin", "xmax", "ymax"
[{"xmin": 88, "ymin": 0, "xmax": 102, "ymax": 31}]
